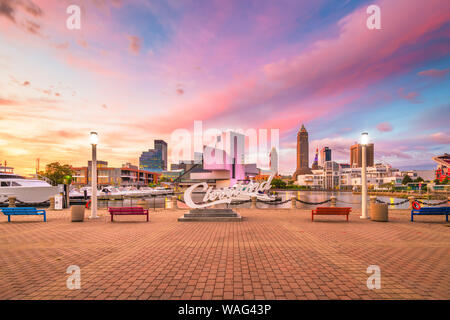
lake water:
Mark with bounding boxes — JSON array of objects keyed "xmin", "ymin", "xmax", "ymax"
[{"xmin": 98, "ymin": 191, "xmax": 447, "ymax": 210}]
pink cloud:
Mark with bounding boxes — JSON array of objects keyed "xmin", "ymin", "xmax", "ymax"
[
  {"xmin": 418, "ymin": 68, "xmax": 450, "ymax": 77},
  {"xmin": 127, "ymin": 35, "xmax": 141, "ymax": 54},
  {"xmin": 145, "ymin": 0, "xmax": 449, "ymax": 135},
  {"xmin": 1, "ymin": 0, "xmax": 449, "ymax": 175},
  {"xmin": 0, "ymin": 98, "xmax": 19, "ymax": 106},
  {"xmin": 263, "ymin": 0, "xmax": 450, "ymax": 100},
  {"xmin": 398, "ymin": 88, "xmax": 421, "ymax": 103},
  {"xmin": 377, "ymin": 122, "xmax": 393, "ymax": 132},
  {"xmin": 429, "ymin": 132, "xmax": 450, "ymax": 144}
]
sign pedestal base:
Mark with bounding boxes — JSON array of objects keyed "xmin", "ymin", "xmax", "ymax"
[{"xmin": 178, "ymin": 208, "xmax": 242, "ymax": 222}]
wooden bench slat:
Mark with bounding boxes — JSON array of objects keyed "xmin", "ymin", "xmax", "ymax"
[
  {"xmin": 108, "ymin": 207, "xmax": 149, "ymax": 222},
  {"xmin": 411, "ymin": 207, "xmax": 449, "ymax": 222},
  {"xmin": 312, "ymin": 207, "xmax": 351, "ymax": 222},
  {"xmin": 1, "ymin": 207, "xmax": 46, "ymax": 222}
]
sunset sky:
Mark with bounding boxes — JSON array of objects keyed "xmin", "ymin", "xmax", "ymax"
[{"xmin": 0, "ymin": 0, "xmax": 449, "ymax": 176}]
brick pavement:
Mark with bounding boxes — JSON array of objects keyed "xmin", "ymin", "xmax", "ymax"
[{"xmin": 0, "ymin": 208, "xmax": 448, "ymax": 300}]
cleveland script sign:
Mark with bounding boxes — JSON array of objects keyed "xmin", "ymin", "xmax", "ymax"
[{"xmin": 184, "ymin": 175, "xmax": 275, "ymax": 209}]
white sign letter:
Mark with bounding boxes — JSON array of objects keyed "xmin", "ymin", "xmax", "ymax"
[
  {"xmin": 66, "ymin": 5, "xmax": 81, "ymax": 30},
  {"xmin": 366, "ymin": 5, "xmax": 381, "ymax": 30},
  {"xmin": 66, "ymin": 265, "xmax": 81, "ymax": 290},
  {"xmin": 366, "ymin": 265, "xmax": 381, "ymax": 289}
]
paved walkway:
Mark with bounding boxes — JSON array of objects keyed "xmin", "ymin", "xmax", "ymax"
[{"xmin": 0, "ymin": 208, "xmax": 448, "ymax": 300}]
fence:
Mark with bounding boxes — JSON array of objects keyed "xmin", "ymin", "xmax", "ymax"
[{"xmin": 3, "ymin": 194, "xmax": 449, "ymax": 210}]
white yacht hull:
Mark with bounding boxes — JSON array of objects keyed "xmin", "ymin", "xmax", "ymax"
[{"xmin": 0, "ymin": 186, "xmax": 59, "ymax": 203}]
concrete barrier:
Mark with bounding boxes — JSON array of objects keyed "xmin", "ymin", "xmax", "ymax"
[
  {"xmin": 330, "ymin": 196, "xmax": 336, "ymax": 207},
  {"xmin": 408, "ymin": 196, "xmax": 415, "ymax": 209},
  {"xmin": 49, "ymin": 196, "xmax": 55, "ymax": 210},
  {"xmin": 251, "ymin": 196, "xmax": 257, "ymax": 209},
  {"xmin": 8, "ymin": 196, "xmax": 16, "ymax": 208},
  {"xmin": 291, "ymin": 196, "xmax": 297, "ymax": 209}
]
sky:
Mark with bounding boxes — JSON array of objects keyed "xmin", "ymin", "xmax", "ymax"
[{"xmin": 0, "ymin": 0, "xmax": 449, "ymax": 176}]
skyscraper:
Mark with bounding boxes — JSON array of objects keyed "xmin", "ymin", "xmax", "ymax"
[
  {"xmin": 320, "ymin": 147, "xmax": 332, "ymax": 167},
  {"xmin": 312, "ymin": 147, "xmax": 319, "ymax": 170},
  {"xmin": 350, "ymin": 143, "xmax": 374, "ymax": 167},
  {"xmin": 139, "ymin": 140, "xmax": 168, "ymax": 172},
  {"xmin": 293, "ymin": 124, "xmax": 312, "ymax": 179}
]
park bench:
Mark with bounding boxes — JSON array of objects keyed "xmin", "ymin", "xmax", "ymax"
[
  {"xmin": 108, "ymin": 206, "xmax": 149, "ymax": 222},
  {"xmin": 311, "ymin": 207, "xmax": 351, "ymax": 222},
  {"xmin": 1, "ymin": 207, "xmax": 47, "ymax": 222},
  {"xmin": 411, "ymin": 207, "xmax": 449, "ymax": 222}
]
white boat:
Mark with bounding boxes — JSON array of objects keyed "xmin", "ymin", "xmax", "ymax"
[
  {"xmin": 231, "ymin": 193, "xmax": 276, "ymax": 202},
  {"xmin": 152, "ymin": 187, "xmax": 173, "ymax": 195},
  {"xmin": 69, "ymin": 187, "xmax": 85, "ymax": 198},
  {"xmin": 69, "ymin": 185, "xmax": 175, "ymax": 199},
  {"xmin": 0, "ymin": 172, "xmax": 59, "ymax": 204}
]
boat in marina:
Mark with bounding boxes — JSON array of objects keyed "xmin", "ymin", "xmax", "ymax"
[
  {"xmin": 0, "ymin": 167, "xmax": 59, "ymax": 204},
  {"xmin": 69, "ymin": 185, "xmax": 174, "ymax": 199}
]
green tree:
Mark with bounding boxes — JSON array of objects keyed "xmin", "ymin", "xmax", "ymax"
[
  {"xmin": 40, "ymin": 162, "xmax": 74, "ymax": 186},
  {"xmin": 380, "ymin": 183, "xmax": 393, "ymax": 189},
  {"xmin": 414, "ymin": 176, "xmax": 424, "ymax": 183},
  {"xmin": 271, "ymin": 178, "xmax": 286, "ymax": 189},
  {"xmin": 402, "ymin": 174, "xmax": 413, "ymax": 185},
  {"xmin": 442, "ymin": 177, "xmax": 449, "ymax": 185}
]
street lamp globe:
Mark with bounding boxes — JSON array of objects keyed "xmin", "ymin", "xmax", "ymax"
[
  {"xmin": 90, "ymin": 131, "xmax": 98, "ymax": 145},
  {"xmin": 361, "ymin": 132, "xmax": 369, "ymax": 145}
]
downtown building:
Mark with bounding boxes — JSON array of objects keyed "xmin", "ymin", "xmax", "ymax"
[
  {"xmin": 71, "ymin": 161, "xmax": 159, "ymax": 187},
  {"xmin": 296, "ymin": 162, "xmax": 403, "ymax": 190},
  {"xmin": 433, "ymin": 153, "xmax": 450, "ymax": 182},
  {"xmin": 172, "ymin": 131, "xmax": 259, "ymax": 188},
  {"xmin": 293, "ymin": 124, "xmax": 313, "ymax": 179},
  {"xmin": 320, "ymin": 147, "xmax": 331, "ymax": 167},
  {"xmin": 139, "ymin": 140, "xmax": 168, "ymax": 172},
  {"xmin": 259, "ymin": 147, "xmax": 279, "ymax": 175},
  {"xmin": 350, "ymin": 143, "xmax": 374, "ymax": 167}
]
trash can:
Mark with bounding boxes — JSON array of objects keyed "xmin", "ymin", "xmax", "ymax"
[
  {"xmin": 370, "ymin": 203, "xmax": 388, "ymax": 222},
  {"xmin": 71, "ymin": 200, "xmax": 86, "ymax": 222}
]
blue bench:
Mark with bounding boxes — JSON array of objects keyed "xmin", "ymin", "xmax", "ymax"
[
  {"xmin": 1, "ymin": 207, "xmax": 47, "ymax": 222},
  {"xmin": 411, "ymin": 207, "xmax": 449, "ymax": 222}
]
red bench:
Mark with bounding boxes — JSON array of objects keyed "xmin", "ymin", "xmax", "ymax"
[
  {"xmin": 108, "ymin": 207, "xmax": 149, "ymax": 222},
  {"xmin": 311, "ymin": 207, "xmax": 351, "ymax": 221}
]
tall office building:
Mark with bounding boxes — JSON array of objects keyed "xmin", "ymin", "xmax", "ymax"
[
  {"xmin": 312, "ymin": 148, "xmax": 319, "ymax": 170},
  {"xmin": 293, "ymin": 124, "xmax": 312, "ymax": 179},
  {"xmin": 139, "ymin": 140, "xmax": 168, "ymax": 172},
  {"xmin": 350, "ymin": 143, "xmax": 374, "ymax": 168},
  {"xmin": 320, "ymin": 147, "xmax": 332, "ymax": 167}
]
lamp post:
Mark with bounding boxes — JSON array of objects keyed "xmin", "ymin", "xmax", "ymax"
[
  {"xmin": 360, "ymin": 132, "xmax": 369, "ymax": 219},
  {"xmin": 90, "ymin": 132, "xmax": 99, "ymax": 219}
]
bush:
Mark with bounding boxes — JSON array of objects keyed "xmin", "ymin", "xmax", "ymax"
[{"xmin": 271, "ymin": 178, "xmax": 286, "ymax": 189}]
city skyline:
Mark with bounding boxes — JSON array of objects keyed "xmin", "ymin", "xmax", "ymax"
[{"xmin": 1, "ymin": 0, "xmax": 449, "ymax": 175}]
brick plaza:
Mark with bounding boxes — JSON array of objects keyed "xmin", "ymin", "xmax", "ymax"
[{"xmin": 0, "ymin": 208, "xmax": 448, "ymax": 300}]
